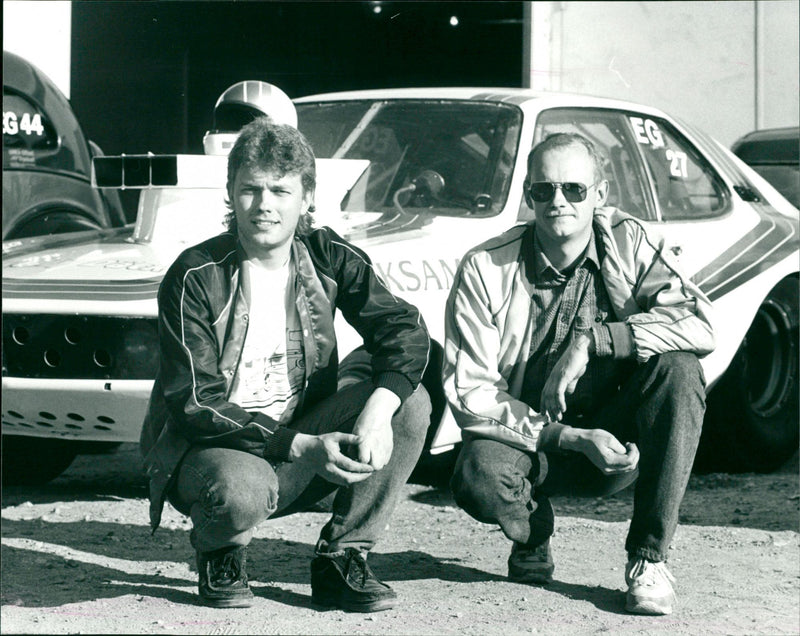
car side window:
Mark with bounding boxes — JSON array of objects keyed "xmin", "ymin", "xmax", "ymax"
[
  {"xmin": 3, "ymin": 91, "xmax": 59, "ymax": 159},
  {"xmin": 534, "ymin": 108, "xmax": 657, "ymax": 221},
  {"xmin": 627, "ymin": 115, "xmax": 727, "ymax": 220}
]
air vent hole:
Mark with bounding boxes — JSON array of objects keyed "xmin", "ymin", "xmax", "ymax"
[
  {"xmin": 93, "ymin": 350, "xmax": 112, "ymax": 368},
  {"xmin": 44, "ymin": 350, "xmax": 61, "ymax": 367},
  {"xmin": 12, "ymin": 327, "xmax": 30, "ymax": 345}
]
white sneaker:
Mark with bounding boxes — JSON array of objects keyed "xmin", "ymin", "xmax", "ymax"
[{"xmin": 625, "ymin": 557, "xmax": 676, "ymax": 615}]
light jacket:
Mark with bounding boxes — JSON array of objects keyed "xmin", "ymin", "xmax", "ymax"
[
  {"xmin": 141, "ymin": 227, "xmax": 430, "ymax": 531},
  {"xmin": 442, "ymin": 207, "xmax": 715, "ymax": 453}
]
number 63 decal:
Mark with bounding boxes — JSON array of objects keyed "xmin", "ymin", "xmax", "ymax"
[{"xmin": 666, "ymin": 149, "xmax": 688, "ymax": 178}]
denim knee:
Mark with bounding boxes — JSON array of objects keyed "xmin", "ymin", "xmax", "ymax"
[
  {"xmin": 393, "ymin": 385, "xmax": 432, "ymax": 439},
  {"xmin": 649, "ymin": 352, "xmax": 705, "ymax": 391},
  {"xmin": 199, "ymin": 467, "xmax": 279, "ymax": 533},
  {"xmin": 450, "ymin": 445, "xmax": 531, "ymax": 524}
]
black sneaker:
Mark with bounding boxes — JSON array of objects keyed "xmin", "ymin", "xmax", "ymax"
[
  {"xmin": 311, "ymin": 548, "xmax": 396, "ymax": 612},
  {"xmin": 196, "ymin": 545, "xmax": 254, "ymax": 608}
]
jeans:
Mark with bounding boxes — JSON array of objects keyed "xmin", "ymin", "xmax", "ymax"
[
  {"xmin": 168, "ymin": 381, "xmax": 431, "ymax": 555},
  {"xmin": 450, "ymin": 352, "xmax": 705, "ymax": 562}
]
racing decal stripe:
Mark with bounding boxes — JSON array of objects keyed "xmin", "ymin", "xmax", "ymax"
[
  {"xmin": 693, "ymin": 206, "xmax": 798, "ymax": 301},
  {"xmin": 2, "ymin": 278, "xmax": 161, "ymax": 300},
  {"xmin": 500, "ymin": 94, "xmax": 534, "ymax": 106}
]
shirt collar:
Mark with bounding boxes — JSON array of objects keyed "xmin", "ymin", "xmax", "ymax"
[{"xmin": 531, "ymin": 228, "xmax": 600, "ymax": 285}]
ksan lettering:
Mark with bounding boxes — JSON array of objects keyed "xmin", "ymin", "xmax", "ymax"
[
  {"xmin": 3, "ymin": 111, "xmax": 45, "ymax": 137},
  {"xmin": 375, "ymin": 258, "xmax": 460, "ymax": 293},
  {"xmin": 629, "ymin": 117, "xmax": 664, "ymax": 149}
]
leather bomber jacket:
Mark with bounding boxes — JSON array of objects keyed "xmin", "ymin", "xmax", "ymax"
[{"xmin": 140, "ymin": 227, "xmax": 430, "ymax": 530}]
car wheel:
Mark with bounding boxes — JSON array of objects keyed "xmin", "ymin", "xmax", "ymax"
[
  {"xmin": 1, "ymin": 436, "xmax": 79, "ymax": 485},
  {"xmin": 697, "ymin": 277, "xmax": 799, "ymax": 473},
  {"xmin": 5, "ymin": 211, "xmax": 104, "ymax": 240}
]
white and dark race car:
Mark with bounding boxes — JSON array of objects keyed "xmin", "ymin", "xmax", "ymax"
[{"xmin": 3, "ymin": 83, "xmax": 798, "ymax": 484}]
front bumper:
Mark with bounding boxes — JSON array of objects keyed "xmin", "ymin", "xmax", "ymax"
[{"xmin": 1, "ymin": 377, "xmax": 152, "ymax": 442}]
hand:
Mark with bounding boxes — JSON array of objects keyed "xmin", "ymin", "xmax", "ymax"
[
  {"xmin": 540, "ymin": 332, "xmax": 593, "ymax": 422},
  {"xmin": 561, "ymin": 427, "xmax": 639, "ymax": 475},
  {"xmin": 289, "ymin": 432, "xmax": 375, "ymax": 486},
  {"xmin": 352, "ymin": 387, "xmax": 401, "ymax": 470}
]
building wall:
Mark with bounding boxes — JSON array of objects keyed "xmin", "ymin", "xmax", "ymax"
[
  {"xmin": 4, "ymin": 1, "xmax": 797, "ymax": 153},
  {"xmin": 524, "ymin": 1, "xmax": 799, "ymax": 147},
  {"xmin": 3, "ymin": 1, "xmax": 72, "ymax": 97}
]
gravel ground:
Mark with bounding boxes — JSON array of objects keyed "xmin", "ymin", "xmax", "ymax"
[{"xmin": 1, "ymin": 444, "xmax": 798, "ymax": 635}]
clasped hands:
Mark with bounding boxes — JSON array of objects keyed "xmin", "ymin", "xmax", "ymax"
[
  {"xmin": 288, "ymin": 387, "xmax": 399, "ymax": 485},
  {"xmin": 541, "ymin": 332, "xmax": 639, "ymax": 475}
]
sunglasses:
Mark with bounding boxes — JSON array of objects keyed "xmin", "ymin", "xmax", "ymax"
[{"xmin": 526, "ymin": 181, "xmax": 598, "ymax": 203}]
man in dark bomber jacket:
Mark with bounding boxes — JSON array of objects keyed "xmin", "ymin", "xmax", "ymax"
[{"xmin": 141, "ymin": 117, "xmax": 431, "ymax": 612}]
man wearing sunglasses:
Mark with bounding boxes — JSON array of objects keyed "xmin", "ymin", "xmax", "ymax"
[{"xmin": 442, "ymin": 132, "xmax": 714, "ymax": 615}]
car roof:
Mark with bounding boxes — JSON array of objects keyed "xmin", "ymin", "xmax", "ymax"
[
  {"xmin": 731, "ymin": 127, "xmax": 800, "ymax": 165},
  {"xmin": 293, "ymin": 86, "xmax": 668, "ymax": 116}
]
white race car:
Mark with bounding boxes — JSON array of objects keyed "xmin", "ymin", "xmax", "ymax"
[{"xmin": 3, "ymin": 83, "xmax": 798, "ymax": 483}]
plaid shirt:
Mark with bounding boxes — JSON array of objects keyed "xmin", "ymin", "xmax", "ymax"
[{"xmin": 520, "ymin": 229, "xmax": 628, "ymax": 417}]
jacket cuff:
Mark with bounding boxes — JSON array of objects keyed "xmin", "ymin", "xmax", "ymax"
[
  {"xmin": 258, "ymin": 422, "xmax": 299, "ymax": 463},
  {"xmin": 606, "ymin": 322, "xmax": 635, "ymax": 359},
  {"xmin": 373, "ymin": 371, "xmax": 415, "ymax": 403},
  {"xmin": 591, "ymin": 324, "xmax": 614, "ymax": 357},
  {"xmin": 538, "ymin": 421, "xmax": 567, "ymax": 451}
]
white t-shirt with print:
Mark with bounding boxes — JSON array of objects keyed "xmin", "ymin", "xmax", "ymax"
[{"xmin": 229, "ymin": 258, "xmax": 304, "ymax": 423}]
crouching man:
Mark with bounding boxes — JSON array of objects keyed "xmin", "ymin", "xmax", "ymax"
[
  {"xmin": 141, "ymin": 117, "xmax": 431, "ymax": 612},
  {"xmin": 442, "ymin": 133, "xmax": 714, "ymax": 615}
]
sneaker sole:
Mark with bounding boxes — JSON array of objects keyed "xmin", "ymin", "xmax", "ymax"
[
  {"xmin": 625, "ymin": 591, "xmax": 674, "ymax": 616},
  {"xmin": 311, "ymin": 591, "xmax": 395, "ymax": 613}
]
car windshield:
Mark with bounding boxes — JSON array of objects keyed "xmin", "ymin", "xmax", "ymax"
[{"xmin": 297, "ymin": 100, "xmax": 522, "ymax": 218}]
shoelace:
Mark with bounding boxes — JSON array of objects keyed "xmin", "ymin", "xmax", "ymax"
[
  {"xmin": 343, "ymin": 550, "xmax": 369, "ymax": 586},
  {"xmin": 212, "ymin": 551, "xmax": 243, "ymax": 584},
  {"xmin": 628, "ymin": 559, "xmax": 675, "ymax": 588},
  {"xmin": 513, "ymin": 541, "xmax": 549, "ymax": 559}
]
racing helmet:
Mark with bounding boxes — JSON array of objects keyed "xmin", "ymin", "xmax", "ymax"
[{"xmin": 203, "ymin": 80, "xmax": 298, "ymax": 155}]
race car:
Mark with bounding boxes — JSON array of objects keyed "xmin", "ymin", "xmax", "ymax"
[
  {"xmin": 2, "ymin": 50, "xmax": 126, "ymax": 240},
  {"xmin": 3, "ymin": 83, "xmax": 798, "ymax": 484}
]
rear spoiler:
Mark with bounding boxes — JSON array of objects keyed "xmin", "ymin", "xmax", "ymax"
[
  {"xmin": 92, "ymin": 154, "xmax": 228, "ymax": 189},
  {"xmin": 92, "ymin": 154, "xmax": 371, "ymax": 214}
]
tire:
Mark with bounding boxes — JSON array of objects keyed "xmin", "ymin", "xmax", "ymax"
[
  {"xmin": 2, "ymin": 436, "xmax": 79, "ymax": 485},
  {"xmin": 697, "ymin": 277, "xmax": 799, "ymax": 473}
]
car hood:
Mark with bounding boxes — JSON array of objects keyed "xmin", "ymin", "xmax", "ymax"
[{"xmin": 3, "ymin": 227, "xmax": 177, "ymax": 283}]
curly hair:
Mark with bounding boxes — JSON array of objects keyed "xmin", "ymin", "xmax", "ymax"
[
  {"xmin": 527, "ymin": 132, "xmax": 606, "ymax": 183},
  {"xmin": 224, "ymin": 116, "xmax": 316, "ymax": 235}
]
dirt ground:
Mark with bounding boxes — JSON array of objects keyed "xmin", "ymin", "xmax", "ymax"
[{"xmin": 1, "ymin": 444, "xmax": 798, "ymax": 636}]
